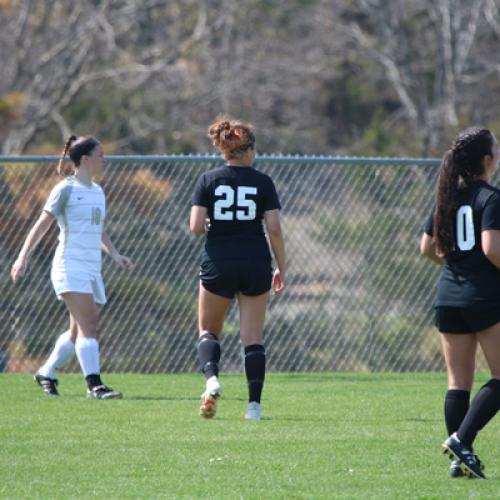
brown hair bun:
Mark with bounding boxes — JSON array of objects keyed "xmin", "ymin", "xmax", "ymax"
[{"xmin": 208, "ymin": 116, "xmax": 255, "ymax": 160}]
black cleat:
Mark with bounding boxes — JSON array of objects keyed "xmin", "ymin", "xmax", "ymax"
[
  {"xmin": 34, "ymin": 374, "xmax": 59, "ymax": 396},
  {"xmin": 87, "ymin": 384, "xmax": 122, "ymax": 400},
  {"xmin": 449, "ymin": 461, "xmax": 465, "ymax": 478},
  {"xmin": 442, "ymin": 433, "xmax": 486, "ymax": 479}
]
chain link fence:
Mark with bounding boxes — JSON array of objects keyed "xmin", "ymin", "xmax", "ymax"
[{"xmin": 0, "ymin": 155, "xmax": 489, "ymax": 373}]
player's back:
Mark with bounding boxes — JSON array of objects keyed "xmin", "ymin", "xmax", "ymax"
[
  {"xmin": 437, "ymin": 180, "xmax": 500, "ymax": 306},
  {"xmin": 192, "ymin": 165, "xmax": 281, "ymax": 261}
]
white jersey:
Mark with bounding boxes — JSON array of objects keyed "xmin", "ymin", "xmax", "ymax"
[{"xmin": 43, "ymin": 177, "xmax": 105, "ymax": 275}]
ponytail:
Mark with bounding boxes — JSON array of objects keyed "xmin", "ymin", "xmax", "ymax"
[
  {"xmin": 434, "ymin": 150, "xmax": 460, "ymax": 256},
  {"xmin": 433, "ymin": 127, "xmax": 495, "ymax": 257},
  {"xmin": 57, "ymin": 135, "xmax": 77, "ymax": 176}
]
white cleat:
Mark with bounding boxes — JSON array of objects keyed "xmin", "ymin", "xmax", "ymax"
[
  {"xmin": 245, "ymin": 401, "xmax": 261, "ymax": 420},
  {"xmin": 199, "ymin": 376, "xmax": 222, "ymax": 419},
  {"xmin": 205, "ymin": 376, "xmax": 222, "ymax": 398}
]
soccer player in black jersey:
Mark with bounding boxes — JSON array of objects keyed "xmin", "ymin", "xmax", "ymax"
[
  {"xmin": 190, "ymin": 117, "xmax": 286, "ymax": 420},
  {"xmin": 421, "ymin": 127, "xmax": 500, "ymax": 479}
]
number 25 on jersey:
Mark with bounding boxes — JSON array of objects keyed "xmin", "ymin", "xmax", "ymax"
[
  {"xmin": 457, "ymin": 205, "xmax": 475, "ymax": 251},
  {"xmin": 214, "ymin": 185, "xmax": 257, "ymax": 221}
]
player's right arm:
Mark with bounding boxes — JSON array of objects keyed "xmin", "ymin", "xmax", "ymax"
[
  {"xmin": 420, "ymin": 208, "xmax": 443, "ymax": 265},
  {"xmin": 264, "ymin": 209, "xmax": 286, "ymax": 293},
  {"xmin": 420, "ymin": 232, "xmax": 444, "ymax": 265},
  {"xmin": 190, "ymin": 172, "xmax": 209, "ymax": 235},
  {"xmin": 11, "ymin": 211, "xmax": 54, "ymax": 283},
  {"xmin": 190, "ymin": 205, "xmax": 208, "ymax": 235}
]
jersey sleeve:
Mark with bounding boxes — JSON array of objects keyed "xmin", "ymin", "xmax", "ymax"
[
  {"xmin": 262, "ymin": 176, "xmax": 281, "ymax": 211},
  {"xmin": 422, "ymin": 209, "xmax": 434, "ymax": 236},
  {"xmin": 191, "ymin": 173, "xmax": 209, "ymax": 207},
  {"xmin": 43, "ymin": 181, "xmax": 71, "ymax": 217},
  {"xmin": 481, "ymin": 192, "xmax": 500, "ymax": 230}
]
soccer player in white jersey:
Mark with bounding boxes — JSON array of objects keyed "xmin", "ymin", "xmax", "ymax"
[{"xmin": 11, "ymin": 135, "xmax": 133, "ymax": 399}]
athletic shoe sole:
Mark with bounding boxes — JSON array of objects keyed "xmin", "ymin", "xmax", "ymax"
[
  {"xmin": 245, "ymin": 414, "xmax": 261, "ymax": 420},
  {"xmin": 87, "ymin": 392, "xmax": 123, "ymax": 400},
  {"xmin": 442, "ymin": 444, "xmax": 485, "ymax": 479},
  {"xmin": 87, "ymin": 386, "xmax": 123, "ymax": 400},
  {"xmin": 199, "ymin": 391, "xmax": 220, "ymax": 418},
  {"xmin": 34, "ymin": 374, "xmax": 59, "ymax": 396},
  {"xmin": 449, "ymin": 461, "xmax": 465, "ymax": 478}
]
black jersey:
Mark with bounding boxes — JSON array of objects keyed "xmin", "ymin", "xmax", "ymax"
[
  {"xmin": 423, "ymin": 180, "xmax": 500, "ymax": 306},
  {"xmin": 192, "ymin": 165, "xmax": 281, "ymax": 262}
]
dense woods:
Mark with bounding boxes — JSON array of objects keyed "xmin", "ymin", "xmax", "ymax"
[
  {"xmin": 1, "ymin": 0, "xmax": 499, "ymax": 156},
  {"xmin": 0, "ymin": 1, "xmax": 498, "ymax": 372}
]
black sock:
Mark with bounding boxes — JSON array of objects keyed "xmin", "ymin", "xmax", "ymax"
[
  {"xmin": 197, "ymin": 332, "xmax": 221, "ymax": 379},
  {"xmin": 457, "ymin": 379, "xmax": 500, "ymax": 448},
  {"xmin": 245, "ymin": 344, "xmax": 266, "ymax": 403},
  {"xmin": 444, "ymin": 389, "xmax": 470, "ymax": 435},
  {"xmin": 86, "ymin": 373, "xmax": 103, "ymax": 389}
]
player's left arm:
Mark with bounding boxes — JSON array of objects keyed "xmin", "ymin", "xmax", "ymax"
[
  {"xmin": 420, "ymin": 233, "xmax": 444, "ymax": 265},
  {"xmin": 481, "ymin": 192, "xmax": 500, "ymax": 268},
  {"xmin": 101, "ymin": 230, "xmax": 134, "ymax": 271},
  {"xmin": 482, "ymin": 230, "xmax": 500, "ymax": 268}
]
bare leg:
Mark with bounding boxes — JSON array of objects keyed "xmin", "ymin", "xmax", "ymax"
[
  {"xmin": 62, "ymin": 292, "xmax": 99, "ymax": 339},
  {"xmin": 198, "ymin": 284, "xmax": 232, "ymax": 338},
  {"xmin": 440, "ymin": 333, "xmax": 477, "ymax": 391},
  {"xmin": 60, "ymin": 292, "xmax": 121, "ymax": 398},
  {"xmin": 477, "ymin": 322, "xmax": 500, "ymax": 379},
  {"xmin": 238, "ymin": 292, "xmax": 269, "ymax": 347}
]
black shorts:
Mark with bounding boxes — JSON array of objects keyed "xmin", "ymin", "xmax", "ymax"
[
  {"xmin": 200, "ymin": 259, "xmax": 272, "ymax": 299},
  {"xmin": 435, "ymin": 304, "xmax": 500, "ymax": 334}
]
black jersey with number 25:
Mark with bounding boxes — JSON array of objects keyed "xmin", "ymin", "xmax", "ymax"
[
  {"xmin": 424, "ymin": 180, "xmax": 500, "ymax": 306},
  {"xmin": 192, "ymin": 165, "xmax": 281, "ymax": 261}
]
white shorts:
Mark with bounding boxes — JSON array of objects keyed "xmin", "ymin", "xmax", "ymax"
[{"xmin": 51, "ymin": 269, "xmax": 107, "ymax": 305}]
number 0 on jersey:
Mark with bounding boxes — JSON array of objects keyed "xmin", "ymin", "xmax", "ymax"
[{"xmin": 457, "ymin": 205, "xmax": 475, "ymax": 251}]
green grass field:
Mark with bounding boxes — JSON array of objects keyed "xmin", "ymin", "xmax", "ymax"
[{"xmin": 1, "ymin": 373, "xmax": 498, "ymax": 499}]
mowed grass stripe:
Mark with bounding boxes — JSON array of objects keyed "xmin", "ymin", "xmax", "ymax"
[{"xmin": 0, "ymin": 373, "xmax": 498, "ymax": 499}]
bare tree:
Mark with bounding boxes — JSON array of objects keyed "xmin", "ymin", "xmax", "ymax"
[
  {"xmin": 0, "ymin": 0, "xmax": 212, "ymax": 153},
  {"xmin": 337, "ymin": 0, "xmax": 493, "ymax": 153},
  {"xmin": 1, "ymin": 0, "xmax": 499, "ymax": 156}
]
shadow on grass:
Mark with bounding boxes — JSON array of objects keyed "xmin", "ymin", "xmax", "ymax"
[
  {"xmin": 125, "ymin": 395, "xmax": 247, "ymax": 401},
  {"xmin": 404, "ymin": 417, "xmax": 441, "ymax": 423},
  {"xmin": 124, "ymin": 396, "xmax": 198, "ymax": 401}
]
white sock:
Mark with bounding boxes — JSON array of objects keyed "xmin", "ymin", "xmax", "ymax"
[
  {"xmin": 75, "ymin": 337, "xmax": 100, "ymax": 377},
  {"xmin": 37, "ymin": 332, "xmax": 75, "ymax": 379}
]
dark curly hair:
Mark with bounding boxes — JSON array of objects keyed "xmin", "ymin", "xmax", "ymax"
[{"xmin": 434, "ymin": 127, "xmax": 495, "ymax": 256}]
